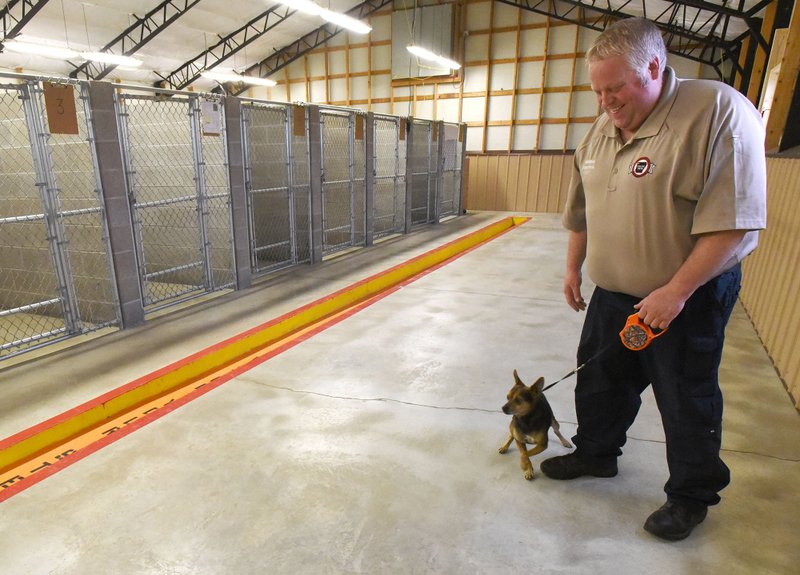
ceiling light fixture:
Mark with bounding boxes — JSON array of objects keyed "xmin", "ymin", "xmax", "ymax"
[
  {"xmin": 3, "ymin": 39, "xmax": 79, "ymax": 60},
  {"xmin": 3, "ymin": 39, "xmax": 144, "ymax": 68},
  {"xmin": 320, "ymin": 10, "xmax": 372, "ymax": 34},
  {"xmin": 407, "ymin": 45, "xmax": 461, "ymax": 70},
  {"xmin": 200, "ymin": 70, "xmax": 277, "ymax": 87},
  {"xmin": 81, "ymin": 51, "xmax": 143, "ymax": 67},
  {"xmin": 276, "ymin": 0, "xmax": 371, "ymax": 35}
]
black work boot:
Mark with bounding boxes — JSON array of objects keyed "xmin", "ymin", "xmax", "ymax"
[
  {"xmin": 644, "ymin": 500, "xmax": 708, "ymax": 541},
  {"xmin": 540, "ymin": 452, "xmax": 618, "ymax": 480}
]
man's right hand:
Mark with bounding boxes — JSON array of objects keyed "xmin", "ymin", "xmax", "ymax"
[
  {"xmin": 564, "ymin": 229, "xmax": 588, "ymax": 311},
  {"xmin": 564, "ymin": 270, "xmax": 586, "ymax": 312}
]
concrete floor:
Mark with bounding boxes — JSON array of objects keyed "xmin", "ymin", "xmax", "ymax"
[{"xmin": 0, "ymin": 213, "xmax": 798, "ymax": 574}]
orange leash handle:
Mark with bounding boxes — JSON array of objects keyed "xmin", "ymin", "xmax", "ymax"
[{"xmin": 619, "ymin": 313, "xmax": 668, "ymax": 351}]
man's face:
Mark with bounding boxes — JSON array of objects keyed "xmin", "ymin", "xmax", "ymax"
[{"xmin": 588, "ymin": 55, "xmax": 662, "ymax": 138}]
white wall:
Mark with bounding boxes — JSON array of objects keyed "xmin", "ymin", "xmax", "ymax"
[{"xmin": 257, "ymin": 0, "xmax": 717, "ymax": 152}]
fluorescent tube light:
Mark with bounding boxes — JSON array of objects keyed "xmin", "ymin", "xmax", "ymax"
[
  {"xmin": 81, "ymin": 51, "xmax": 143, "ymax": 67},
  {"xmin": 275, "ymin": 0, "xmax": 371, "ymax": 34},
  {"xmin": 407, "ymin": 45, "xmax": 438, "ymax": 62},
  {"xmin": 319, "ymin": 10, "xmax": 371, "ymax": 34},
  {"xmin": 3, "ymin": 40, "xmax": 145, "ymax": 68},
  {"xmin": 434, "ymin": 55, "xmax": 461, "ymax": 71},
  {"xmin": 3, "ymin": 40, "xmax": 79, "ymax": 60},
  {"xmin": 200, "ymin": 70, "xmax": 277, "ymax": 87},
  {"xmin": 407, "ymin": 45, "xmax": 461, "ymax": 70}
]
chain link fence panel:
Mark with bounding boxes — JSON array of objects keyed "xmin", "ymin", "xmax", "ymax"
[
  {"xmin": 0, "ymin": 79, "xmax": 119, "ymax": 359},
  {"xmin": 242, "ymin": 102, "xmax": 311, "ymax": 275},
  {"xmin": 117, "ymin": 92, "xmax": 234, "ymax": 312},
  {"xmin": 410, "ymin": 120, "xmax": 435, "ymax": 225},
  {"xmin": 320, "ymin": 108, "xmax": 366, "ymax": 255},
  {"xmin": 373, "ymin": 114, "xmax": 406, "ymax": 239},
  {"xmin": 440, "ymin": 122, "xmax": 463, "ymax": 218},
  {"xmin": 1, "ymin": 72, "xmax": 464, "ymax": 364},
  {"xmin": 197, "ymin": 99, "xmax": 236, "ymax": 293}
]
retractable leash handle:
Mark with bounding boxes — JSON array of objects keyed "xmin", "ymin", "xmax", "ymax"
[{"xmin": 619, "ymin": 313, "xmax": 668, "ymax": 351}]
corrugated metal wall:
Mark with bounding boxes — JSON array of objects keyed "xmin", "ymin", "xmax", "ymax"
[
  {"xmin": 465, "ymin": 152, "xmax": 800, "ymax": 409},
  {"xmin": 740, "ymin": 157, "xmax": 800, "ymax": 408},
  {"xmin": 464, "ymin": 153, "xmax": 573, "ymax": 212}
]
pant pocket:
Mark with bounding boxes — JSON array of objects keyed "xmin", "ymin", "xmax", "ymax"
[{"xmin": 682, "ymin": 335, "xmax": 720, "ymax": 398}]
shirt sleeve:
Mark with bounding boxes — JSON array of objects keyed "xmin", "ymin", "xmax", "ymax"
[
  {"xmin": 691, "ymin": 90, "xmax": 767, "ymax": 235},
  {"xmin": 562, "ymin": 151, "xmax": 587, "ymax": 232}
]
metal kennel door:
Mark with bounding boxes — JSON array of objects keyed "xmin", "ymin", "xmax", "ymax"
[
  {"xmin": 0, "ymin": 81, "xmax": 119, "ymax": 359},
  {"xmin": 117, "ymin": 92, "xmax": 235, "ymax": 311},
  {"xmin": 241, "ymin": 102, "xmax": 311, "ymax": 275},
  {"xmin": 372, "ymin": 114, "xmax": 406, "ymax": 239},
  {"xmin": 409, "ymin": 120, "xmax": 437, "ymax": 225},
  {"xmin": 319, "ymin": 108, "xmax": 366, "ymax": 255},
  {"xmin": 440, "ymin": 123, "xmax": 463, "ymax": 218}
]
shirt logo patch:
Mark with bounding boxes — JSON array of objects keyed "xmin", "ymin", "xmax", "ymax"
[
  {"xmin": 629, "ymin": 157, "xmax": 655, "ymax": 178},
  {"xmin": 582, "ymin": 159, "xmax": 596, "ymax": 171}
]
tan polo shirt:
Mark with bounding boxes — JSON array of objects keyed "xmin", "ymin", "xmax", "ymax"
[{"xmin": 563, "ymin": 67, "xmax": 767, "ymax": 298}]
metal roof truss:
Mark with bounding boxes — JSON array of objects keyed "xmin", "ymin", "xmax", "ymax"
[
  {"xmin": 496, "ymin": 0, "xmax": 778, "ymax": 88},
  {"xmin": 69, "ymin": 0, "xmax": 203, "ymax": 81}
]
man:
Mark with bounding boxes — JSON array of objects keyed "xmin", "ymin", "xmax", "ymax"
[{"xmin": 540, "ymin": 18, "xmax": 767, "ymax": 541}]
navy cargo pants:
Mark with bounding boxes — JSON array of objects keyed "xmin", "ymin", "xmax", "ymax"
[{"xmin": 572, "ymin": 265, "xmax": 742, "ymax": 507}]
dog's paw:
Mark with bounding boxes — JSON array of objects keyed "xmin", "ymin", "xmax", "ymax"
[
  {"xmin": 561, "ymin": 440, "xmax": 574, "ymax": 449},
  {"xmin": 524, "ymin": 470, "xmax": 534, "ymax": 480},
  {"xmin": 499, "ymin": 446, "xmax": 509, "ymax": 454}
]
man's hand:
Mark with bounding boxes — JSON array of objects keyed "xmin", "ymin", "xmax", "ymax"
[
  {"xmin": 564, "ymin": 229, "xmax": 588, "ymax": 312},
  {"xmin": 564, "ymin": 270, "xmax": 586, "ymax": 312},
  {"xmin": 633, "ymin": 285, "xmax": 686, "ymax": 330}
]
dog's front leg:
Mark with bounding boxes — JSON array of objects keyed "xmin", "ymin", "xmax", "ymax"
[
  {"xmin": 524, "ymin": 443, "xmax": 547, "ymax": 457},
  {"xmin": 514, "ymin": 439, "xmax": 534, "ymax": 480},
  {"xmin": 499, "ymin": 434, "xmax": 514, "ymax": 454}
]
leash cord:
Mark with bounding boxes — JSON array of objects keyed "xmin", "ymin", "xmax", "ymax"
[{"xmin": 542, "ymin": 341, "xmax": 615, "ymax": 392}]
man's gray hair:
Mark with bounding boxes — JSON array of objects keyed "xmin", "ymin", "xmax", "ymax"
[{"xmin": 587, "ymin": 18, "xmax": 667, "ymax": 84}]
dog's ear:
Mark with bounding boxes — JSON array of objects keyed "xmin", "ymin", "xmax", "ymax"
[
  {"xmin": 532, "ymin": 376, "xmax": 545, "ymax": 392},
  {"xmin": 513, "ymin": 369, "xmax": 525, "ymax": 387}
]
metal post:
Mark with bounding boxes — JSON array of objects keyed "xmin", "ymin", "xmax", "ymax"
[
  {"xmin": 459, "ymin": 123, "xmax": 468, "ymax": 215},
  {"xmin": 188, "ymin": 95, "xmax": 214, "ymax": 291},
  {"xmin": 307, "ymin": 105, "xmax": 324, "ymax": 263},
  {"xmin": 348, "ymin": 112, "xmax": 356, "ymax": 248},
  {"xmin": 365, "ymin": 112, "xmax": 375, "ymax": 246},
  {"xmin": 403, "ymin": 118, "xmax": 413, "ymax": 234},
  {"xmin": 434, "ymin": 120, "xmax": 444, "ymax": 224},
  {"xmin": 285, "ymin": 104, "xmax": 298, "ymax": 264},
  {"xmin": 87, "ymin": 81, "xmax": 144, "ymax": 328},
  {"xmin": 223, "ymin": 95, "xmax": 251, "ymax": 290},
  {"xmin": 394, "ymin": 117, "xmax": 402, "ymax": 234}
]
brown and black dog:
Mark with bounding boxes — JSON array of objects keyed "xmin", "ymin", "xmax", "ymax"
[{"xmin": 499, "ymin": 369, "xmax": 573, "ymax": 480}]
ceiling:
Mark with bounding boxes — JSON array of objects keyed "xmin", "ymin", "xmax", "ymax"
[
  {"xmin": 0, "ymin": 0, "xmax": 786, "ymax": 94},
  {"xmin": 0, "ymin": 0, "xmax": 374, "ymax": 92}
]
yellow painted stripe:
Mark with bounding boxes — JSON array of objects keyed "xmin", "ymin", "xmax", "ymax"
[
  {"xmin": 1, "ymin": 300, "xmax": 370, "ymax": 490},
  {"xmin": 0, "ymin": 216, "xmax": 527, "ymax": 477}
]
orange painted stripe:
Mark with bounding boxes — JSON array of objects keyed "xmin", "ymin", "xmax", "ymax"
[{"xmin": 0, "ymin": 216, "xmax": 530, "ymax": 502}]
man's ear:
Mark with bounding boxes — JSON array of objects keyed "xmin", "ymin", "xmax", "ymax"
[{"xmin": 648, "ymin": 58, "xmax": 660, "ymax": 80}]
